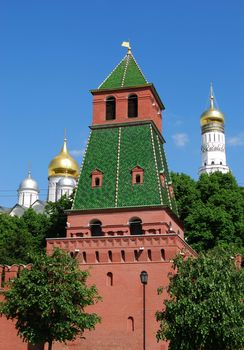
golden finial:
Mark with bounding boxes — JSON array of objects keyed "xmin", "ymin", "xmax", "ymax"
[
  {"xmin": 210, "ymin": 82, "xmax": 214, "ymax": 109},
  {"xmin": 121, "ymin": 41, "xmax": 131, "ymax": 54},
  {"xmin": 64, "ymin": 128, "xmax": 67, "ymax": 141}
]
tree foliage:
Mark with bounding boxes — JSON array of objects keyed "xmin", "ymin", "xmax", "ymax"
[
  {"xmin": 0, "ymin": 195, "xmax": 73, "ymax": 265},
  {"xmin": 172, "ymin": 171, "xmax": 244, "ymax": 252},
  {"xmin": 0, "ymin": 249, "xmax": 101, "ymax": 350},
  {"xmin": 156, "ymin": 248, "xmax": 244, "ymax": 350}
]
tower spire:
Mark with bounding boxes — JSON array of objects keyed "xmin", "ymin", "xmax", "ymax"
[{"xmin": 210, "ymin": 82, "xmax": 214, "ymax": 109}]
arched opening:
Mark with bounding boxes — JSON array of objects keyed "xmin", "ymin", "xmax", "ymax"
[
  {"xmin": 129, "ymin": 217, "xmax": 143, "ymax": 235},
  {"xmin": 108, "ymin": 250, "xmax": 113, "ymax": 262},
  {"xmin": 90, "ymin": 219, "xmax": 103, "ymax": 236},
  {"xmin": 106, "ymin": 96, "xmax": 116, "ymax": 120},
  {"xmin": 127, "ymin": 317, "xmax": 134, "ymax": 331},
  {"xmin": 128, "ymin": 94, "xmax": 138, "ymax": 118},
  {"xmin": 106, "ymin": 272, "xmax": 113, "ymax": 286},
  {"xmin": 161, "ymin": 249, "xmax": 165, "ymax": 261}
]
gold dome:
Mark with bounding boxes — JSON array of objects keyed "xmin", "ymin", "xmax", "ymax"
[
  {"xmin": 48, "ymin": 138, "xmax": 79, "ymax": 178},
  {"xmin": 200, "ymin": 85, "xmax": 224, "ymax": 126}
]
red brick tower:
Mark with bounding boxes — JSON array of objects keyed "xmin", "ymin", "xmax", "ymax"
[{"xmin": 47, "ymin": 45, "xmax": 195, "ymax": 350}]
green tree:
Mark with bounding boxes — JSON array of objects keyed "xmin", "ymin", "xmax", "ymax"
[
  {"xmin": 0, "ymin": 214, "xmax": 35, "ymax": 265},
  {"xmin": 156, "ymin": 248, "xmax": 244, "ymax": 350},
  {"xmin": 45, "ymin": 195, "xmax": 73, "ymax": 238},
  {"xmin": 172, "ymin": 171, "xmax": 244, "ymax": 252},
  {"xmin": 20, "ymin": 208, "xmax": 51, "ymax": 251},
  {"xmin": 0, "ymin": 249, "xmax": 101, "ymax": 350}
]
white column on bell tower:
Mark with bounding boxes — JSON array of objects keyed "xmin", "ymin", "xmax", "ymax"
[{"xmin": 199, "ymin": 83, "xmax": 229, "ymax": 175}]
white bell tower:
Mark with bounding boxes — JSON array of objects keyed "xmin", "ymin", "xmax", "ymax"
[{"xmin": 199, "ymin": 84, "xmax": 229, "ymax": 175}]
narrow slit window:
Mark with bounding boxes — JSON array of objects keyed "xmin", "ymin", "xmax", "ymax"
[
  {"xmin": 106, "ymin": 96, "xmax": 116, "ymax": 120},
  {"xmin": 121, "ymin": 250, "xmax": 125, "ymax": 262},
  {"xmin": 134, "ymin": 250, "xmax": 139, "ymax": 261},
  {"xmin": 82, "ymin": 252, "xmax": 87, "ymax": 263},
  {"xmin": 106, "ymin": 272, "xmax": 113, "ymax": 286},
  {"xmin": 95, "ymin": 251, "xmax": 100, "ymax": 263},
  {"xmin": 108, "ymin": 250, "xmax": 113, "ymax": 262},
  {"xmin": 161, "ymin": 249, "xmax": 165, "ymax": 261},
  {"xmin": 127, "ymin": 317, "xmax": 134, "ymax": 331},
  {"xmin": 148, "ymin": 249, "xmax": 152, "ymax": 261}
]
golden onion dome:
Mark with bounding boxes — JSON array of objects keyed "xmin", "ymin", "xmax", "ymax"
[
  {"xmin": 48, "ymin": 138, "xmax": 79, "ymax": 178},
  {"xmin": 200, "ymin": 85, "xmax": 224, "ymax": 126}
]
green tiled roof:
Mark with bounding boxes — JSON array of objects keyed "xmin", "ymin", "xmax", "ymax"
[
  {"xmin": 73, "ymin": 122, "xmax": 178, "ymax": 215},
  {"xmin": 98, "ymin": 52, "xmax": 148, "ymax": 90}
]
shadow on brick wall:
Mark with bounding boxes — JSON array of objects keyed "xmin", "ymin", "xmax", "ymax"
[{"xmin": 28, "ymin": 344, "xmax": 44, "ymax": 350}]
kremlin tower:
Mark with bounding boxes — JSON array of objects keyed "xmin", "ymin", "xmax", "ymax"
[
  {"xmin": 199, "ymin": 84, "xmax": 229, "ymax": 175},
  {"xmin": 47, "ymin": 44, "xmax": 196, "ymax": 350},
  {"xmin": 48, "ymin": 136, "xmax": 79, "ymax": 202}
]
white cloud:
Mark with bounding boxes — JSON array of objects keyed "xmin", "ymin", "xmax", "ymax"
[
  {"xmin": 226, "ymin": 133, "xmax": 244, "ymax": 146},
  {"xmin": 70, "ymin": 149, "xmax": 85, "ymax": 157},
  {"xmin": 172, "ymin": 133, "xmax": 189, "ymax": 147}
]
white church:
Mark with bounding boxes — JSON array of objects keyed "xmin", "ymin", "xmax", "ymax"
[{"xmin": 1, "ymin": 137, "xmax": 79, "ymax": 217}]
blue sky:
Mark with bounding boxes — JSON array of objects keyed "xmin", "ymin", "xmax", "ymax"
[{"xmin": 0, "ymin": 0, "xmax": 243, "ymax": 207}]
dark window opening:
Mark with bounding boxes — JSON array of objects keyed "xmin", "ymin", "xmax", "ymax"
[
  {"xmin": 95, "ymin": 251, "xmax": 100, "ymax": 263},
  {"xmin": 130, "ymin": 218, "xmax": 143, "ymax": 235},
  {"xmin": 95, "ymin": 177, "xmax": 100, "ymax": 186},
  {"xmin": 82, "ymin": 252, "xmax": 87, "ymax": 263},
  {"xmin": 90, "ymin": 219, "xmax": 103, "ymax": 236},
  {"xmin": 107, "ymin": 272, "xmax": 113, "ymax": 286},
  {"xmin": 211, "ymin": 161, "xmax": 214, "ymax": 165},
  {"xmin": 121, "ymin": 250, "xmax": 125, "ymax": 262},
  {"xmin": 220, "ymin": 161, "xmax": 223, "ymax": 165},
  {"xmin": 128, "ymin": 94, "xmax": 138, "ymax": 118},
  {"xmin": 134, "ymin": 250, "xmax": 139, "ymax": 261},
  {"xmin": 108, "ymin": 250, "xmax": 113, "ymax": 262},
  {"xmin": 127, "ymin": 317, "xmax": 134, "ymax": 331},
  {"xmin": 161, "ymin": 249, "xmax": 165, "ymax": 261},
  {"xmin": 148, "ymin": 249, "xmax": 152, "ymax": 261},
  {"xmin": 135, "ymin": 174, "xmax": 141, "ymax": 184},
  {"xmin": 106, "ymin": 96, "xmax": 116, "ymax": 120}
]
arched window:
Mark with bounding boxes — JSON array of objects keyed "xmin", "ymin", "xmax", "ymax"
[
  {"xmin": 127, "ymin": 317, "xmax": 134, "ymax": 331},
  {"xmin": 108, "ymin": 250, "xmax": 113, "ymax": 262},
  {"xmin": 95, "ymin": 177, "xmax": 100, "ymax": 186},
  {"xmin": 106, "ymin": 272, "xmax": 113, "ymax": 286},
  {"xmin": 106, "ymin": 96, "xmax": 116, "ymax": 120},
  {"xmin": 90, "ymin": 219, "xmax": 103, "ymax": 236},
  {"xmin": 161, "ymin": 249, "xmax": 165, "ymax": 261},
  {"xmin": 129, "ymin": 217, "xmax": 143, "ymax": 235},
  {"xmin": 128, "ymin": 94, "xmax": 138, "ymax": 118}
]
